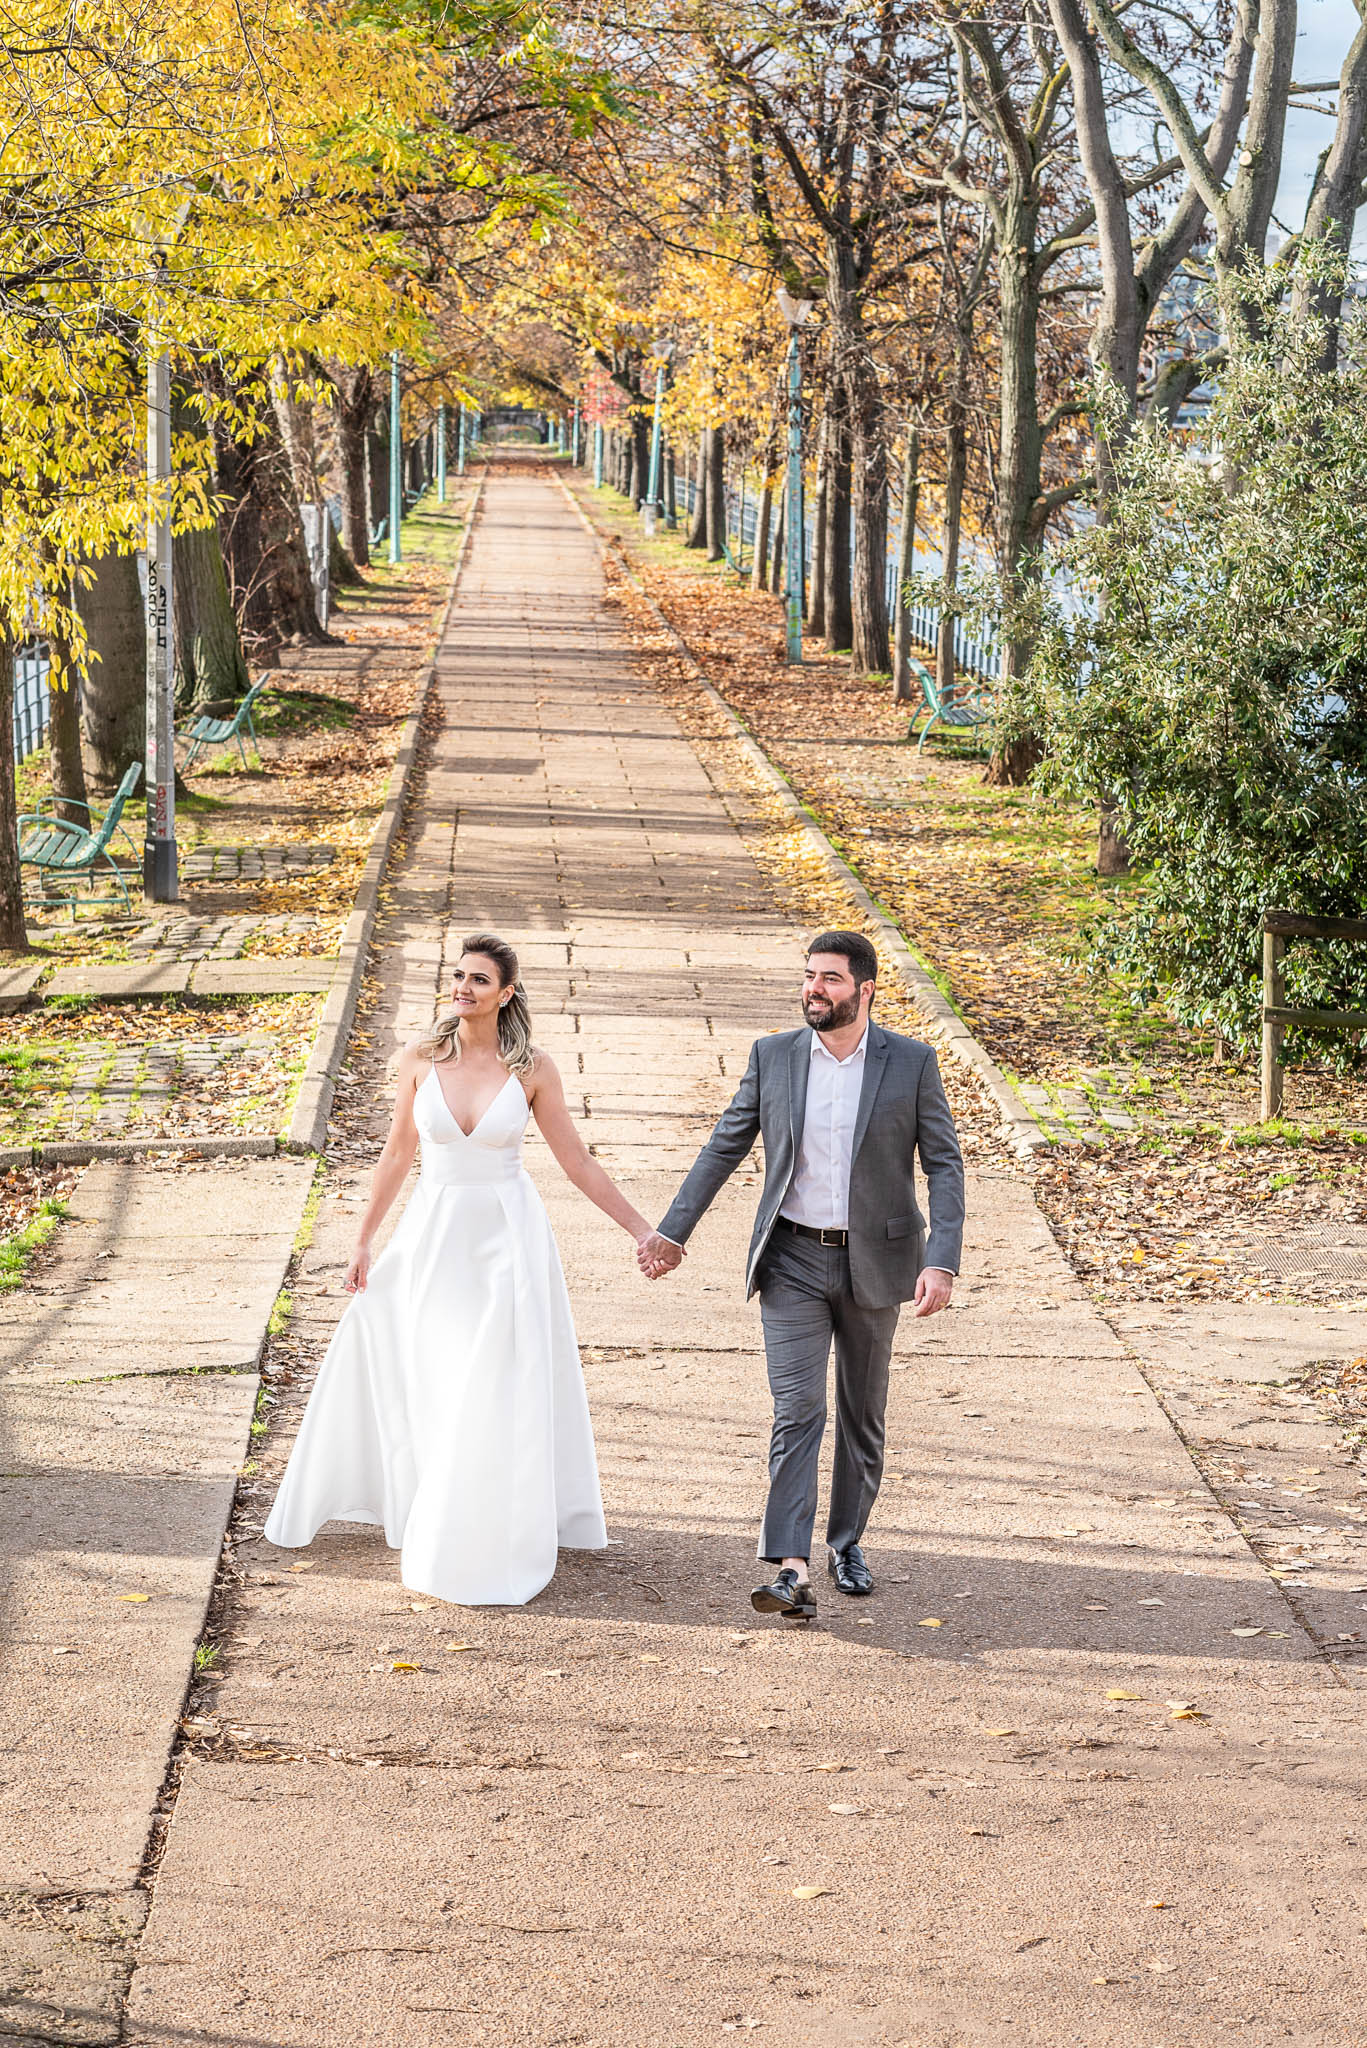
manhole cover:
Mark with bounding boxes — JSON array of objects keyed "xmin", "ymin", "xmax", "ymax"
[{"xmin": 1232, "ymin": 1224, "xmax": 1367, "ymax": 1283}]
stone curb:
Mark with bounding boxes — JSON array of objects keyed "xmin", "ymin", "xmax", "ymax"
[
  {"xmin": 3, "ymin": 1135, "xmax": 280, "ymax": 1168},
  {"xmin": 560, "ymin": 477, "xmax": 1049, "ymax": 1160},
  {"xmin": 286, "ymin": 471, "xmax": 488, "ymax": 1157}
]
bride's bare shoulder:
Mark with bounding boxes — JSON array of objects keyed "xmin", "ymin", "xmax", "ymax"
[
  {"xmin": 396, "ymin": 1038, "xmax": 431, "ymax": 1076},
  {"xmin": 524, "ymin": 1046, "xmax": 560, "ymax": 1088}
]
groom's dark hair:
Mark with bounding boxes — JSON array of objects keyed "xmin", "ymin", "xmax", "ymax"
[{"xmin": 806, "ymin": 929, "xmax": 878, "ymax": 990}]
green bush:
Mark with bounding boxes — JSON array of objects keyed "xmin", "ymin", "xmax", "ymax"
[{"xmin": 1016, "ymin": 262, "xmax": 1367, "ymax": 1055}]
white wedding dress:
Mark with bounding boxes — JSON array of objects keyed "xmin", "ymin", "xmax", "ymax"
[{"xmin": 263, "ymin": 1064, "xmax": 608, "ymax": 1604}]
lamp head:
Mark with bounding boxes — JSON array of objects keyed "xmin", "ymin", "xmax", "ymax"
[{"xmin": 776, "ymin": 285, "xmax": 815, "ymax": 329}]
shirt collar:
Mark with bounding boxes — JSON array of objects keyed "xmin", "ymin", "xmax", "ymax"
[{"xmin": 809, "ymin": 1024, "xmax": 869, "ymax": 1067}]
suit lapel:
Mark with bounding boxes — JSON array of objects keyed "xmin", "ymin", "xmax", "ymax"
[
  {"xmin": 788, "ymin": 1030, "xmax": 811, "ymax": 1161},
  {"xmin": 851, "ymin": 1022, "xmax": 890, "ymax": 1165}
]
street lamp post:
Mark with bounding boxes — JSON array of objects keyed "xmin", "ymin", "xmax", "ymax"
[
  {"xmin": 777, "ymin": 287, "xmax": 814, "ymax": 664},
  {"xmin": 642, "ymin": 342, "xmax": 674, "ymax": 538},
  {"xmin": 457, "ymin": 402, "xmax": 466, "ymax": 477},
  {"xmin": 144, "ymin": 341, "xmax": 176, "ymax": 902},
  {"xmin": 593, "ymin": 423, "xmax": 604, "ymax": 488},
  {"xmin": 437, "ymin": 400, "xmax": 447, "ymax": 503},
  {"xmin": 571, "ymin": 396, "xmax": 581, "ymax": 466},
  {"xmin": 388, "ymin": 352, "xmax": 402, "ymax": 564}
]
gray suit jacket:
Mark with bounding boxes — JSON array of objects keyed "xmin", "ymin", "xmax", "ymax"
[{"xmin": 658, "ymin": 1021, "xmax": 966, "ymax": 1310}]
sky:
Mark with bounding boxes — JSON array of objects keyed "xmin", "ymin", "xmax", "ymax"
[{"xmin": 1278, "ymin": 0, "xmax": 1360, "ymax": 239}]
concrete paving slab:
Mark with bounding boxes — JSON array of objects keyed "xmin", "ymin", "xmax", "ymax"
[
  {"xmin": 190, "ymin": 959, "xmax": 336, "ymax": 995},
  {"xmin": 45, "ymin": 962, "xmax": 192, "ymax": 999},
  {"xmin": 0, "ymin": 961, "xmax": 45, "ymax": 1012}
]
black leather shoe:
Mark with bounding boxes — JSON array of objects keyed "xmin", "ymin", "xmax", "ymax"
[
  {"xmin": 828, "ymin": 1544, "xmax": 873, "ymax": 1596},
  {"xmin": 751, "ymin": 1568, "xmax": 817, "ymax": 1618}
]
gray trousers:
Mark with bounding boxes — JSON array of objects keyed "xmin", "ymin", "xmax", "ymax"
[{"xmin": 755, "ymin": 1227, "xmax": 901, "ymax": 1564}]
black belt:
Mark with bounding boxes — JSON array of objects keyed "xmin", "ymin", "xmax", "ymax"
[{"xmin": 778, "ymin": 1217, "xmax": 848, "ymax": 1247}]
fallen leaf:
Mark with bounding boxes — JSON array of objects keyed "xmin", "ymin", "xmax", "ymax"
[
  {"xmin": 814, "ymin": 1761, "xmax": 850, "ymax": 1773},
  {"xmin": 918, "ymin": 1618, "xmax": 944, "ymax": 1628},
  {"xmin": 1147, "ymin": 1900, "xmax": 1171, "ymax": 1910},
  {"xmin": 827, "ymin": 1803, "xmax": 863, "ymax": 1815},
  {"xmin": 119, "ymin": 1593, "xmax": 151, "ymax": 1603},
  {"xmin": 1137, "ymin": 1597, "xmax": 1165, "ymax": 1607},
  {"xmin": 791, "ymin": 1886, "xmax": 833, "ymax": 1900},
  {"xmin": 640, "ymin": 1654, "xmax": 664, "ymax": 1664},
  {"xmin": 1015, "ymin": 1935, "xmax": 1048, "ymax": 1951},
  {"xmin": 1169, "ymin": 1706, "xmax": 1206, "ymax": 1721},
  {"xmin": 408, "ymin": 1601, "xmax": 435, "ymax": 1611},
  {"xmin": 1106, "ymin": 1689, "xmax": 1145, "ymax": 1701},
  {"xmin": 444, "ymin": 1642, "xmax": 481, "ymax": 1653},
  {"xmin": 389, "ymin": 1660, "xmax": 421, "ymax": 1674},
  {"xmin": 985, "ymin": 1727, "xmax": 1017, "ymax": 1737},
  {"xmin": 52, "ymin": 1646, "xmax": 76, "ymax": 1655},
  {"xmin": 1230, "ymin": 1627, "xmax": 1264, "ymax": 1638},
  {"xmin": 287, "ymin": 1562, "xmax": 314, "ymax": 1574}
]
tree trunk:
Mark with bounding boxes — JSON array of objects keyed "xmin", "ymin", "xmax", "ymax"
[
  {"xmin": 705, "ymin": 428, "xmax": 725, "ymax": 562},
  {"xmin": 770, "ymin": 478, "xmax": 786, "ymax": 596},
  {"xmin": 215, "ymin": 385, "xmax": 325, "ymax": 651},
  {"xmin": 935, "ymin": 404, "xmax": 968, "ymax": 700},
  {"xmin": 46, "ymin": 662, "xmax": 88, "ymax": 824},
  {"xmin": 1097, "ymin": 800, "xmax": 1132, "ymax": 876},
  {"xmin": 271, "ymin": 358, "xmax": 325, "ymax": 503},
  {"xmin": 806, "ymin": 412, "xmax": 829, "ymax": 638},
  {"xmin": 167, "ymin": 379, "xmax": 252, "ymax": 710},
  {"xmin": 664, "ymin": 447, "xmax": 678, "ymax": 528},
  {"xmin": 751, "ymin": 477, "xmax": 773, "ymax": 592},
  {"xmin": 627, "ymin": 413, "xmax": 649, "ymax": 509},
  {"xmin": 333, "ymin": 369, "xmax": 373, "ymax": 568},
  {"xmin": 175, "ymin": 521, "xmax": 251, "ymax": 710},
  {"xmin": 823, "ymin": 398, "xmax": 853, "ymax": 654},
  {"xmin": 685, "ymin": 433, "xmax": 708, "ymax": 548},
  {"xmin": 0, "ymin": 642, "xmax": 27, "ymax": 950},
  {"xmin": 366, "ymin": 430, "xmax": 386, "ymax": 542},
  {"xmin": 329, "ymin": 517, "xmax": 361, "ymax": 589},
  {"xmin": 985, "ymin": 198, "xmax": 1044, "ymax": 786},
  {"xmin": 892, "ymin": 427, "xmax": 920, "ymax": 702},
  {"xmin": 751, "ymin": 418, "xmax": 778, "ymax": 593},
  {"xmin": 76, "ymin": 549, "xmax": 146, "ymax": 791}
]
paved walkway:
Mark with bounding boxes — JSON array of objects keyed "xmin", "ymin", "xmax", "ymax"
[
  {"xmin": 0, "ymin": 1155, "xmax": 314, "ymax": 2040},
  {"xmin": 76, "ymin": 470, "xmax": 1366, "ymax": 2043}
]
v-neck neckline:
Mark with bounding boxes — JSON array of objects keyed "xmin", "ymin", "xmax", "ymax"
[{"xmin": 428, "ymin": 1063, "xmax": 516, "ymax": 1141}]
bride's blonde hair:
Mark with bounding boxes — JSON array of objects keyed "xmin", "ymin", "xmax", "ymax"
[{"xmin": 418, "ymin": 932, "xmax": 535, "ymax": 1076}]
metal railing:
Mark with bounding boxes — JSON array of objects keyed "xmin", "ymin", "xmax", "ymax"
[
  {"xmin": 665, "ymin": 472, "xmax": 1001, "ymax": 683},
  {"xmin": 12, "ymin": 644, "xmax": 50, "ymax": 764}
]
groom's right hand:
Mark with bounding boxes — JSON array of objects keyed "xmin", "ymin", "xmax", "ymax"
[{"xmin": 637, "ymin": 1231, "xmax": 684, "ymax": 1280}]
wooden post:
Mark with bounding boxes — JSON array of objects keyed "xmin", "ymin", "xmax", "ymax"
[
  {"xmin": 892, "ymin": 426, "xmax": 920, "ymax": 702},
  {"xmin": 1261, "ymin": 924, "xmax": 1286, "ymax": 1122}
]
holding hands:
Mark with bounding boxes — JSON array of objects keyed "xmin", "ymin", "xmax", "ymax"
[{"xmin": 636, "ymin": 1230, "xmax": 683, "ymax": 1281}]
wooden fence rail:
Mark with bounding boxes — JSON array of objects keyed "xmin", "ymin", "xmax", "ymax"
[{"xmin": 1261, "ymin": 908, "xmax": 1367, "ymax": 1120}]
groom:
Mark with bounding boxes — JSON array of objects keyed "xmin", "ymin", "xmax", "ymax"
[{"xmin": 639, "ymin": 930, "xmax": 965, "ymax": 1620}]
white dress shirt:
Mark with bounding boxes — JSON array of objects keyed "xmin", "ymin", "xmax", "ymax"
[{"xmin": 781, "ymin": 1028, "xmax": 867, "ymax": 1230}]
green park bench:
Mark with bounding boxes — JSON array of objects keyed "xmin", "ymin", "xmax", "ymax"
[
  {"xmin": 18, "ymin": 760, "xmax": 143, "ymax": 915},
  {"xmin": 179, "ymin": 674, "xmax": 271, "ymax": 771},
  {"xmin": 907, "ymin": 654, "xmax": 996, "ymax": 756}
]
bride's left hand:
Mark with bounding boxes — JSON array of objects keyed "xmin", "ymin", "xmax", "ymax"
[{"xmin": 344, "ymin": 1243, "xmax": 372, "ymax": 1293}]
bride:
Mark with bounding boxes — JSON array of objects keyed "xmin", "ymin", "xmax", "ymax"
[{"xmin": 264, "ymin": 932, "xmax": 653, "ymax": 1606}]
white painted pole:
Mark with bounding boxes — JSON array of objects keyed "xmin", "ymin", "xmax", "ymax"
[{"xmin": 144, "ymin": 344, "xmax": 177, "ymax": 902}]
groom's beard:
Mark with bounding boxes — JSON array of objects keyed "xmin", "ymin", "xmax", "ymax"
[{"xmin": 803, "ymin": 990, "xmax": 861, "ymax": 1033}]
